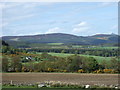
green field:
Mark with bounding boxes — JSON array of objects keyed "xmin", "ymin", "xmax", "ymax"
[
  {"xmin": 41, "ymin": 53, "xmax": 114, "ymax": 64},
  {"xmin": 90, "ymin": 46, "xmax": 118, "ymax": 50},
  {"xmin": 72, "ymin": 45, "xmax": 118, "ymax": 50},
  {"xmin": 47, "ymin": 43, "xmax": 64, "ymax": 45}
]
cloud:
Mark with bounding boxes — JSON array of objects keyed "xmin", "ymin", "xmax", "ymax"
[
  {"xmin": 2, "ymin": 2, "xmax": 54, "ymax": 27},
  {"xmin": 18, "ymin": 32, "xmax": 42, "ymax": 36},
  {"xmin": 45, "ymin": 27, "xmax": 62, "ymax": 34},
  {"xmin": 1, "ymin": 3, "xmax": 36, "ymax": 27},
  {"xmin": 0, "ymin": 3, "xmax": 5, "ymax": 9},
  {"xmin": 0, "ymin": 3, "xmax": 23, "ymax": 9},
  {"xmin": 72, "ymin": 27, "xmax": 89, "ymax": 33},
  {"xmin": 23, "ymin": 2, "xmax": 53, "ymax": 8},
  {"xmin": 1, "ymin": 2, "xmax": 44, "ymax": 9},
  {"xmin": 9, "ymin": 14, "xmax": 35, "ymax": 21},
  {"xmin": 77, "ymin": 22, "xmax": 87, "ymax": 27},
  {"xmin": 111, "ymin": 25, "xmax": 117, "ymax": 30},
  {"xmin": 98, "ymin": 2, "xmax": 114, "ymax": 8},
  {"xmin": 72, "ymin": 21, "xmax": 90, "ymax": 34},
  {"xmin": 0, "ymin": 22, "xmax": 8, "ymax": 28}
]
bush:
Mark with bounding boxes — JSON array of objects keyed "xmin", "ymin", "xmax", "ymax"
[
  {"xmin": 78, "ymin": 69, "xmax": 85, "ymax": 73},
  {"xmin": 103, "ymin": 69, "xmax": 113, "ymax": 73},
  {"xmin": 47, "ymin": 68, "xmax": 54, "ymax": 72},
  {"xmin": 93, "ymin": 69, "xmax": 104, "ymax": 73}
]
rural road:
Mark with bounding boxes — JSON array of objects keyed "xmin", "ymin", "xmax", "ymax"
[{"xmin": 2, "ymin": 73, "xmax": 119, "ymax": 85}]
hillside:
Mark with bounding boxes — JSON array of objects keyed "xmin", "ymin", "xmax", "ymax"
[{"xmin": 1, "ymin": 33, "xmax": 119, "ymax": 48}]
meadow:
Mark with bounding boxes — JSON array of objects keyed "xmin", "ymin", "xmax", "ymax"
[{"xmin": 34, "ymin": 52, "xmax": 115, "ymax": 64}]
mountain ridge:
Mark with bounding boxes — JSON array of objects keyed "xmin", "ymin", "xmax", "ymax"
[
  {"xmin": 1, "ymin": 33, "xmax": 119, "ymax": 48},
  {"xmin": 1, "ymin": 33, "xmax": 118, "ymax": 37}
]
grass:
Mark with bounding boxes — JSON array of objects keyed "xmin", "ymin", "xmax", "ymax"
[
  {"xmin": 72, "ymin": 45, "xmax": 118, "ymax": 50},
  {"xmin": 22, "ymin": 61, "xmax": 39, "ymax": 65},
  {"xmin": 35, "ymin": 52, "xmax": 114, "ymax": 63},
  {"xmin": 2, "ymin": 85, "xmax": 36, "ymax": 88},
  {"xmin": 48, "ymin": 53, "xmax": 73, "ymax": 57},
  {"xmin": 72, "ymin": 45, "xmax": 82, "ymax": 48},
  {"xmin": 47, "ymin": 53, "xmax": 113, "ymax": 63},
  {"xmin": 2, "ymin": 83, "xmax": 118, "ymax": 89},
  {"xmin": 0, "ymin": 54, "xmax": 2, "ymax": 58},
  {"xmin": 47, "ymin": 43, "xmax": 63, "ymax": 45},
  {"xmin": 91, "ymin": 46, "xmax": 118, "ymax": 50}
]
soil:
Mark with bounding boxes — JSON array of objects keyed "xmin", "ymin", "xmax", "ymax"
[{"xmin": 2, "ymin": 73, "xmax": 119, "ymax": 85}]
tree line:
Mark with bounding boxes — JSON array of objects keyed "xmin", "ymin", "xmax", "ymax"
[
  {"xmin": 2, "ymin": 53, "xmax": 120, "ymax": 73},
  {"xmin": 25, "ymin": 48, "xmax": 119, "ymax": 57},
  {"xmin": 1, "ymin": 40, "xmax": 119, "ymax": 57}
]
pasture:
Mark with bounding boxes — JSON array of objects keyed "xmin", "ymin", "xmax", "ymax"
[
  {"xmin": 46, "ymin": 53, "xmax": 113, "ymax": 63},
  {"xmin": 47, "ymin": 43, "xmax": 63, "ymax": 45}
]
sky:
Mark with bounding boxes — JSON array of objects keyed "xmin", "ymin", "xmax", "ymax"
[{"xmin": 0, "ymin": 2, "xmax": 118, "ymax": 36}]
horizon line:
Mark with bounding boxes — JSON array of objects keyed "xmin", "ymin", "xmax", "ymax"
[{"xmin": 1, "ymin": 32, "xmax": 118, "ymax": 37}]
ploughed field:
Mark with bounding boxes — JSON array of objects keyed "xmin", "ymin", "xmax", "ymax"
[{"xmin": 2, "ymin": 73, "xmax": 119, "ymax": 85}]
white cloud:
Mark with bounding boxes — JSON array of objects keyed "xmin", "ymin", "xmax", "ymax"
[
  {"xmin": 9, "ymin": 14, "xmax": 35, "ymax": 21},
  {"xmin": 0, "ymin": 3, "xmax": 23, "ymax": 9},
  {"xmin": 72, "ymin": 27, "xmax": 89, "ymax": 33},
  {"xmin": 0, "ymin": 4, "xmax": 5, "ymax": 9},
  {"xmin": 72, "ymin": 21, "xmax": 90, "ymax": 34},
  {"xmin": 98, "ymin": 2, "xmax": 114, "ymax": 8},
  {"xmin": 0, "ymin": 22, "xmax": 8, "ymax": 28},
  {"xmin": 18, "ymin": 32, "xmax": 41, "ymax": 36},
  {"xmin": 77, "ymin": 22, "xmax": 87, "ymax": 27},
  {"xmin": 101, "ymin": 2, "xmax": 112, "ymax": 7},
  {"xmin": 1, "ymin": 3, "xmax": 37, "ymax": 28},
  {"xmin": 1, "ymin": 0, "xmax": 119, "ymax": 2},
  {"xmin": 45, "ymin": 27, "xmax": 61, "ymax": 34},
  {"xmin": 1, "ymin": 2, "xmax": 53, "ymax": 28},
  {"xmin": 111, "ymin": 25, "xmax": 117, "ymax": 30},
  {"xmin": 23, "ymin": 2, "xmax": 53, "ymax": 8}
]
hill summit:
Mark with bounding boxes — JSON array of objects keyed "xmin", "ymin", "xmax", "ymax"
[{"xmin": 1, "ymin": 33, "xmax": 119, "ymax": 48}]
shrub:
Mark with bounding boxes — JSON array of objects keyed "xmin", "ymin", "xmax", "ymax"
[
  {"xmin": 78, "ymin": 69, "xmax": 84, "ymax": 73},
  {"xmin": 103, "ymin": 69, "xmax": 113, "ymax": 73},
  {"xmin": 93, "ymin": 69, "xmax": 104, "ymax": 73},
  {"xmin": 47, "ymin": 68, "xmax": 54, "ymax": 72}
]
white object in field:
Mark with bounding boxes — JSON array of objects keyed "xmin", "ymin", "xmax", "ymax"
[
  {"xmin": 10, "ymin": 80, "xmax": 13, "ymax": 85},
  {"xmin": 26, "ymin": 57, "xmax": 29, "ymax": 59},
  {"xmin": 85, "ymin": 85, "xmax": 90, "ymax": 88},
  {"xmin": 38, "ymin": 84, "xmax": 45, "ymax": 88},
  {"xmin": 115, "ymin": 86, "xmax": 118, "ymax": 89}
]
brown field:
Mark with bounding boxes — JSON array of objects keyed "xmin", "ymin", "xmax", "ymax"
[{"xmin": 2, "ymin": 73, "xmax": 119, "ymax": 85}]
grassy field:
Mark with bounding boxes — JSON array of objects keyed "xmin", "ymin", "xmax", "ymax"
[
  {"xmin": 90, "ymin": 46, "xmax": 118, "ymax": 50},
  {"xmin": 67, "ymin": 45, "xmax": 118, "ymax": 50},
  {"xmin": 2, "ymin": 52, "xmax": 117, "ymax": 65},
  {"xmin": 33, "ymin": 52, "xmax": 116, "ymax": 64},
  {"xmin": 47, "ymin": 53, "xmax": 113, "ymax": 63},
  {"xmin": 7, "ymin": 52, "xmax": 115, "ymax": 66},
  {"xmin": 47, "ymin": 43, "xmax": 63, "ymax": 45}
]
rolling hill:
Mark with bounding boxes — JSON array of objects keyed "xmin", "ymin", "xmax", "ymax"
[{"xmin": 1, "ymin": 33, "xmax": 119, "ymax": 48}]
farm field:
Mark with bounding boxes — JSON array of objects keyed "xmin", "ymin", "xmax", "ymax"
[
  {"xmin": 2, "ymin": 73, "xmax": 119, "ymax": 86},
  {"xmin": 46, "ymin": 53, "xmax": 114, "ymax": 63}
]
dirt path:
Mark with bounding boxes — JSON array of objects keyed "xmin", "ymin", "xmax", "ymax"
[{"xmin": 2, "ymin": 73, "xmax": 119, "ymax": 85}]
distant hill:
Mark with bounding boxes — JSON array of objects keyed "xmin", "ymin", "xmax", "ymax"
[{"xmin": 1, "ymin": 33, "xmax": 119, "ymax": 48}]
